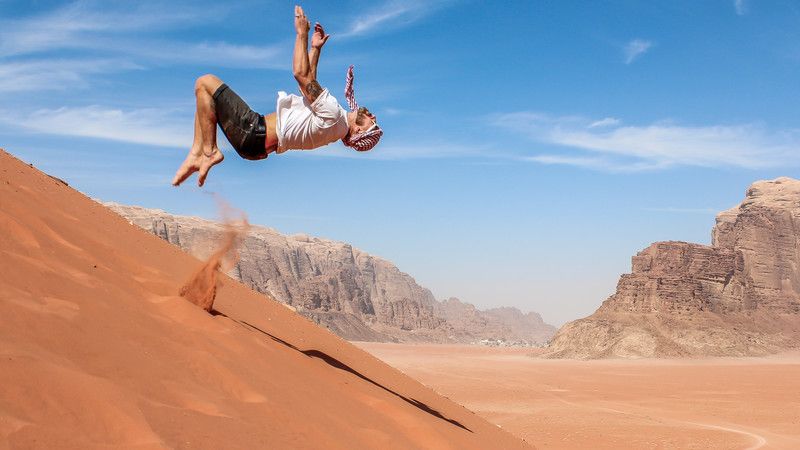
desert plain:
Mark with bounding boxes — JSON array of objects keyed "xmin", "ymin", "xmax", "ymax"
[{"xmin": 359, "ymin": 342, "xmax": 800, "ymax": 449}]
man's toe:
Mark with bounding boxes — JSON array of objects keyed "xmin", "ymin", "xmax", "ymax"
[
  {"xmin": 172, "ymin": 165, "xmax": 197, "ymax": 186},
  {"xmin": 197, "ymin": 166, "xmax": 210, "ymax": 187}
]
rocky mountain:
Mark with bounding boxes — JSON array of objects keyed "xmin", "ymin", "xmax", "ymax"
[
  {"xmin": 107, "ymin": 203, "xmax": 556, "ymax": 345},
  {"xmin": 546, "ymin": 177, "xmax": 800, "ymax": 358},
  {"xmin": 436, "ymin": 298, "xmax": 556, "ymax": 344}
]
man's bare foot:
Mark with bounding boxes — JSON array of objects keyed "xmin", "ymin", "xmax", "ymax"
[{"xmin": 172, "ymin": 147, "xmax": 224, "ymax": 187}]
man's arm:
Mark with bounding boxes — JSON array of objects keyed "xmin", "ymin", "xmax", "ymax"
[
  {"xmin": 292, "ymin": 6, "xmax": 325, "ymax": 102},
  {"xmin": 308, "ymin": 23, "xmax": 329, "ymax": 80}
]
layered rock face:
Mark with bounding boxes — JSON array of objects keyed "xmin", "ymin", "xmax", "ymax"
[
  {"xmin": 547, "ymin": 177, "xmax": 800, "ymax": 358},
  {"xmin": 107, "ymin": 204, "xmax": 556, "ymax": 344}
]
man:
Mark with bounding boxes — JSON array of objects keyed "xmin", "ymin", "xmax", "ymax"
[{"xmin": 172, "ymin": 5, "xmax": 382, "ymax": 187}]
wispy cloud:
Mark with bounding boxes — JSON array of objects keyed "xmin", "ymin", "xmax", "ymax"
[
  {"xmin": 114, "ymin": 40, "xmax": 285, "ymax": 69},
  {"xmin": 1, "ymin": 106, "xmax": 191, "ymax": 148},
  {"xmin": 0, "ymin": 2, "xmax": 205, "ymax": 58},
  {"xmin": 0, "ymin": 58, "xmax": 141, "ymax": 93},
  {"xmin": 522, "ymin": 154, "xmax": 665, "ymax": 172},
  {"xmin": 588, "ymin": 117, "xmax": 621, "ymax": 128},
  {"xmin": 734, "ymin": 0, "xmax": 749, "ymax": 16},
  {"xmin": 292, "ymin": 141, "xmax": 486, "ymax": 160},
  {"xmin": 623, "ymin": 39, "xmax": 653, "ymax": 64},
  {"xmin": 523, "ymin": 154, "xmax": 608, "ymax": 170},
  {"xmin": 0, "ymin": 2, "xmax": 286, "ymax": 72},
  {"xmin": 381, "ymin": 107, "xmax": 420, "ymax": 117},
  {"xmin": 338, "ymin": 0, "xmax": 453, "ymax": 38},
  {"xmin": 491, "ymin": 112, "xmax": 800, "ymax": 171}
]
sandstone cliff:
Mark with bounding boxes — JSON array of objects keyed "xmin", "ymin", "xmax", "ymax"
[
  {"xmin": 107, "ymin": 203, "xmax": 556, "ymax": 344},
  {"xmin": 546, "ymin": 177, "xmax": 800, "ymax": 358}
]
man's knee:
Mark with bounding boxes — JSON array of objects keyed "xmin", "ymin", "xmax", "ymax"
[{"xmin": 195, "ymin": 74, "xmax": 223, "ymax": 96}]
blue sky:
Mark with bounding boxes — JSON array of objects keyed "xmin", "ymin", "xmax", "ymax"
[{"xmin": 1, "ymin": 0, "xmax": 798, "ymax": 326}]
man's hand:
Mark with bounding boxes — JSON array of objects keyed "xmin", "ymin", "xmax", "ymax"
[
  {"xmin": 311, "ymin": 22, "xmax": 330, "ymax": 49},
  {"xmin": 294, "ymin": 5, "xmax": 310, "ymax": 35}
]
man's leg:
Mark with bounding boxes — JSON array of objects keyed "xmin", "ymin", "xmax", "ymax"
[{"xmin": 172, "ymin": 74, "xmax": 226, "ymax": 187}]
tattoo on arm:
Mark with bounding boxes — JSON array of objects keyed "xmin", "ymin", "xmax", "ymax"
[{"xmin": 305, "ymin": 80, "xmax": 323, "ymax": 101}]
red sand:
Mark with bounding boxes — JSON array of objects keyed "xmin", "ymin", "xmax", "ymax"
[
  {"xmin": 359, "ymin": 343, "xmax": 800, "ymax": 449},
  {"xmin": 0, "ymin": 149, "xmax": 530, "ymax": 449}
]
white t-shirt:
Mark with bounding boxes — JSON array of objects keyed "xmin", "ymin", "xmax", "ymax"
[{"xmin": 274, "ymin": 88, "xmax": 349, "ymax": 153}]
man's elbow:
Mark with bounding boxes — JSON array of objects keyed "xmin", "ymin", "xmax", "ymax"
[{"xmin": 293, "ymin": 72, "xmax": 310, "ymax": 85}]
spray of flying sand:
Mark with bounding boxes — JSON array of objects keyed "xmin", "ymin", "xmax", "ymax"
[{"xmin": 179, "ymin": 197, "xmax": 248, "ymax": 312}]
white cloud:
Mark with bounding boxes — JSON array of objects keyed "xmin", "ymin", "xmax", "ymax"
[
  {"xmin": 491, "ymin": 112, "xmax": 800, "ymax": 171},
  {"xmin": 0, "ymin": 2, "xmax": 286, "ymax": 69},
  {"xmin": 119, "ymin": 40, "xmax": 286, "ymax": 69},
  {"xmin": 344, "ymin": 5, "xmax": 415, "ymax": 37},
  {"xmin": 291, "ymin": 141, "xmax": 486, "ymax": 160},
  {"xmin": 338, "ymin": 0, "xmax": 453, "ymax": 38},
  {"xmin": 523, "ymin": 154, "xmax": 667, "ymax": 172},
  {"xmin": 588, "ymin": 117, "xmax": 621, "ymax": 128},
  {"xmin": 0, "ymin": 59, "xmax": 141, "ymax": 93},
  {"xmin": 524, "ymin": 154, "xmax": 607, "ymax": 169},
  {"xmin": 734, "ymin": 0, "xmax": 749, "ymax": 15},
  {"xmin": 623, "ymin": 39, "xmax": 653, "ymax": 64},
  {"xmin": 2, "ymin": 106, "xmax": 192, "ymax": 148},
  {"xmin": 382, "ymin": 107, "xmax": 412, "ymax": 116},
  {"xmin": 0, "ymin": 2, "xmax": 204, "ymax": 58}
]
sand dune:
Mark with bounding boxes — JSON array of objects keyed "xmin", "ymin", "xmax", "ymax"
[
  {"xmin": 0, "ymin": 149, "xmax": 530, "ymax": 449},
  {"xmin": 360, "ymin": 343, "xmax": 800, "ymax": 449}
]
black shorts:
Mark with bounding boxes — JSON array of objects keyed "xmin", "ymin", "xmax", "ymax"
[{"xmin": 213, "ymin": 84, "xmax": 268, "ymax": 160}]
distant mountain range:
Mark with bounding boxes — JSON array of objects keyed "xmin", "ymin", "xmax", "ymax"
[{"xmin": 107, "ymin": 203, "xmax": 556, "ymax": 345}]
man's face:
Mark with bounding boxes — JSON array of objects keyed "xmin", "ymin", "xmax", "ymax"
[{"xmin": 353, "ymin": 106, "xmax": 378, "ymax": 134}]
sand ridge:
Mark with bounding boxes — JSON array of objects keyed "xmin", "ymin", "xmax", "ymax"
[{"xmin": 0, "ymin": 149, "xmax": 531, "ymax": 449}]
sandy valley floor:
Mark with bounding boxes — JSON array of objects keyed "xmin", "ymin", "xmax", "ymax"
[{"xmin": 358, "ymin": 343, "xmax": 800, "ymax": 449}]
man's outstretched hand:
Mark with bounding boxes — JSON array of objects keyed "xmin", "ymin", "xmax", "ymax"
[
  {"xmin": 311, "ymin": 22, "xmax": 330, "ymax": 49},
  {"xmin": 294, "ymin": 5, "xmax": 310, "ymax": 35}
]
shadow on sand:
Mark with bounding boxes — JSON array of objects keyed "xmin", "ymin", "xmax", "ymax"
[{"xmin": 211, "ymin": 310, "xmax": 471, "ymax": 432}]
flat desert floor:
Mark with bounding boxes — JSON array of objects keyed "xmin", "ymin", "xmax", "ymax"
[{"xmin": 357, "ymin": 343, "xmax": 800, "ymax": 449}]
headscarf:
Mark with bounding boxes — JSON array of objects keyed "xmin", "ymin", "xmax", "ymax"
[{"xmin": 342, "ymin": 65, "xmax": 383, "ymax": 152}]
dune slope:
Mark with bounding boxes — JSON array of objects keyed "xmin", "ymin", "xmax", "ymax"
[{"xmin": 0, "ymin": 149, "xmax": 531, "ymax": 449}]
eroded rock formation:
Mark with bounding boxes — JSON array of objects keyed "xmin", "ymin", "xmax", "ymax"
[
  {"xmin": 436, "ymin": 298, "xmax": 556, "ymax": 345},
  {"xmin": 107, "ymin": 203, "xmax": 556, "ymax": 344},
  {"xmin": 546, "ymin": 177, "xmax": 800, "ymax": 358}
]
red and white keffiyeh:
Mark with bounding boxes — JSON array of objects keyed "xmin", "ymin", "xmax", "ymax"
[{"xmin": 343, "ymin": 65, "xmax": 382, "ymax": 152}]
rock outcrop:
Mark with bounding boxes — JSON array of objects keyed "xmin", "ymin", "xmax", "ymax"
[
  {"xmin": 546, "ymin": 177, "xmax": 800, "ymax": 358},
  {"xmin": 107, "ymin": 203, "xmax": 556, "ymax": 345}
]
